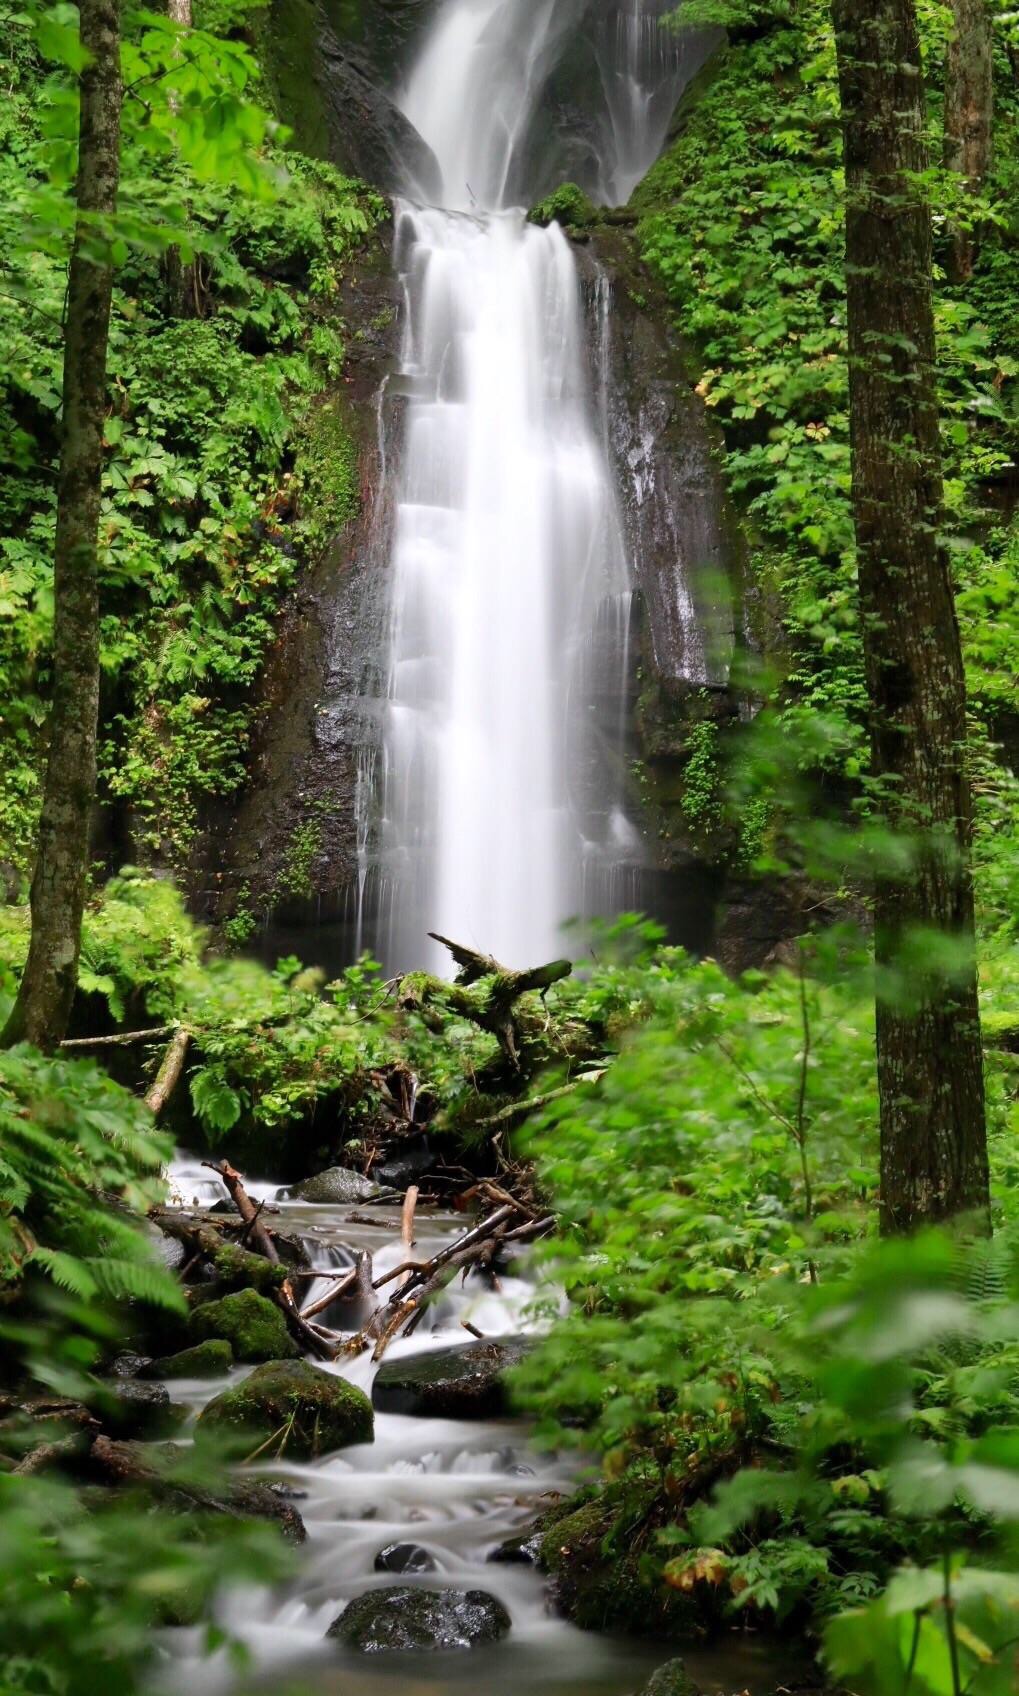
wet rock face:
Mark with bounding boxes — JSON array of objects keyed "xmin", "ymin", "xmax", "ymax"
[
  {"xmin": 288, "ymin": 1165, "xmax": 386, "ymax": 1204},
  {"xmin": 317, "ymin": 25, "xmax": 441, "ymax": 197},
  {"xmin": 197, "ymin": 1358, "xmax": 374, "ymax": 1459},
  {"xmin": 372, "ymin": 1338, "xmax": 532, "ymax": 1420},
  {"xmin": 327, "ymin": 1585, "xmax": 511, "ymax": 1652}
]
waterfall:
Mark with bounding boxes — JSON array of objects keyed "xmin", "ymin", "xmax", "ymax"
[{"xmin": 379, "ymin": 0, "xmax": 689, "ymax": 974}]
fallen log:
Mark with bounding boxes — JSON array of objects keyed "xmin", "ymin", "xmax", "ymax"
[
  {"xmin": 145, "ymin": 1027, "xmax": 191, "ymax": 1117},
  {"xmin": 60, "ymin": 1025, "xmax": 177, "ymax": 1049},
  {"xmin": 396, "ymin": 937, "xmax": 572, "ymax": 1069}
]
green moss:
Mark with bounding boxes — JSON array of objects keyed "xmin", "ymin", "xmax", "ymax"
[
  {"xmin": 197, "ymin": 1358, "xmax": 374, "ymax": 1458},
  {"xmin": 528, "ymin": 182, "xmax": 601, "ymax": 230},
  {"xmin": 189, "ymin": 1288, "xmax": 298, "ymax": 1363},
  {"xmin": 539, "ymin": 1494, "xmax": 711, "ymax": 1638},
  {"xmin": 146, "ymin": 1340, "xmax": 234, "ymax": 1379},
  {"xmin": 257, "ymin": 0, "xmax": 331, "ymax": 159}
]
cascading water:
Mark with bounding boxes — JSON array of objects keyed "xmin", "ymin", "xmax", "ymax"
[{"xmin": 378, "ymin": 0, "xmax": 696, "ymax": 975}]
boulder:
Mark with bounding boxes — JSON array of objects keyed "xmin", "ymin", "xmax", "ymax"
[
  {"xmin": 189, "ymin": 1288, "xmax": 298, "ymax": 1363},
  {"xmin": 373, "ymin": 1542, "xmax": 435, "ymax": 1575},
  {"xmin": 142, "ymin": 1340, "xmax": 234, "ymax": 1380},
  {"xmin": 487, "ymin": 1525, "xmax": 544, "ymax": 1566},
  {"xmin": 95, "ymin": 1378, "xmax": 187, "ymax": 1440},
  {"xmin": 90, "ymin": 1435, "xmax": 307, "ymax": 1544},
  {"xmin": 197, "ymin": 1359, "xmax": 373, "ymax": 1459},
  {"xmin": 288, "ymin": 1166, "xmax": 386, "ymax": 1204},
  {"xmin": 375, "ymin": 1138, "xmax": 435, "ymax": 1190},
  {"xmin": 327, "ymin": 1585, "xmax": 511, "ymax": 1652},
  {"xmin": 372, "ymin": 1338, "xmax": 532, "ymax": 1420},
  {"xmin": 637, "ymin": 1661, "xmax": 701, "ymax": 1696}
]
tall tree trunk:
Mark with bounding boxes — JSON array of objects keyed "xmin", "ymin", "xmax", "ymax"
[
  {"xmin": 2, "ymin": 0, "xmax": 122, "ymax": 1052},
  {"xmin": 944, "ymin": 0, "xmax": 994, "ymax": 280},
  {"xmin": 830, "ymin": 0, "xmax": 989, "ymax": 1233},
  {"xmin": 162, "ymin": 0, "xmax": 198, "ymax": 317}
]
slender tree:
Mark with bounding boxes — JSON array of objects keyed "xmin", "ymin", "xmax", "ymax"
[
  {"xmin": 830, "ymin": 0, "xmax": 989, "ymax": 1232},
  {"xmin": 2, "ymin": 0, "xmax": 122, "ymax": 1051},
  {"xmin": 944, "ymin": 0, "xmax": 994, "ymax": 279}
]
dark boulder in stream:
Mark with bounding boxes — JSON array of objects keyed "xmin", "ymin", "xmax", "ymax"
[
  {"xmin": 197, "ymin": 1359, "xmax": 374, "ymax": 1458},
  {"xmin": 372, "ymin": 1337, "xmax": 532, "ymax": 1419},
  {"xmin": 95, "ymin": 1378, "xmax": 186, "ymax": 1440},
  {"xmin": 142, "ymin": 1340, "xmax": 234, "ymax": 1379},
  {"xmin": 327, "ymin": 1585, "xmax": 511, "ymax": 1652},
  {"xmin": 373, "ymin": 1541, "xmax": 436, "ymax": 1574}
]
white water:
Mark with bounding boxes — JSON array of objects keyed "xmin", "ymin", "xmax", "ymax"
[{"xmin": 379, "ymin": 0, "xmax": 697, "ymax": 975}]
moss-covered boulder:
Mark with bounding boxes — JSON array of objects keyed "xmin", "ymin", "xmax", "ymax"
[
  {"xmin": 142, "ymin": 1340, "xmax": 233, "ymax": 1380},
  {"xmin": 638, "ymin": 1661, "xmax": 701, "ymax": 1696},
  {"xmin": 528, "ymin": 181, "xmax": 600, "ymax": 229},
  {"xmin": 539, "ymin": 1495, "xmax": 711, "ymax": 1637},
  {"xmin": 189, "ymin": 1289, "xmax": 298, "ymax": 1363},
  {"xmin": 327, "ymin": 1585, "xmax": 511, "ymax": 1652},
  {"xmin": 196, "ymin": 1359, "xmax": 373, "ymax": 1459}
]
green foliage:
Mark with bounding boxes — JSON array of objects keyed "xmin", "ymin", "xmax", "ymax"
[
  {"xmin": 528, "ymin": 181, "xmax": 600, "ymax": 228},
  {"xmin": 0, "ymin": 0, "xmax": 384, "ymax": 874},
  {"xmin": 0, "ymin": 1042, "xmax": 179, "ymax": 1322}
]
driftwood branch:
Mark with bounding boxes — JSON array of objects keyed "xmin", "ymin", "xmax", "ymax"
[
  {"xmin": 144, "ymin": 1026, "xmax": 191, "ymax": 1117},
  {"xmin": 397, "ymin": 937, "xmax": 572, "ymax": 1070}
]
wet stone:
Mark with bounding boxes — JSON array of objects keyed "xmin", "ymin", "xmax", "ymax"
[
  {"xmin": 95, "ymin": 1378, "xmax": 186, "ymax": 1439},
  {"xmin": 288, "ymin": 1166, "xmax": 386, "ymax": 1204},
  {"xmin": 373, "ymin": 1542, "xmax": 436, "ymax": 1575},
  {"xmin": 372, "ymin": 1337, "xmax": 533, "ymax": 1419},
  {"xmin": 327, "ymin": 1585, "xmax": 511, "ymax": 1653}
]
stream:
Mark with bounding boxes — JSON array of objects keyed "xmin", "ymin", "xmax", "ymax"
[{"xmin": 161, "ymin": 1158, "xmax": 800, "ymax": 1696}]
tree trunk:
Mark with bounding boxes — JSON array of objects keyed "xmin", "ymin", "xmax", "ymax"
[
  {"xmin": 162, "ymin": 0, "xmax": 198, "ymax": 317},
  {"xmin": 944, "ymin": 0, "xmax": 994, "ymax": 279},
  {"xmin": 830, "ymin": 0, "xmax": 989, "ymax": 1233},
  {"xmin": 2, "ymin": 0, "xmax": 122, "ymax": 1052}
]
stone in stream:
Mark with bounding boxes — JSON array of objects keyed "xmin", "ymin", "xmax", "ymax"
[
  {"xmin": 197, "ymin": 1358, "xmax": 373, "ymax": 1459},
  {"xmin": 94, "ymin": 1378, "xmax": 187, "ymax": 1439},
  {"xmin": 636, "ymin": 1661, "xmax": 701, "ymax": 1696},
  {"xmin": 287, "ymin": 1166, "xmax": 386, "ymax": 1204},
  {"xmin": 189, "ymin": 1288, "xmax": 298, "ymax": 1363},
  {"xmin": 375, "ymin": 1138, "xmax": 435, "ymax": 1189},
  {"xmin": 372, "ymin": 1338, "xmax": 532, "ymax": 1420},
  {"xmin": 141, "ymin": 1339, "xmax": 234, "ymax": 1379},
  {"xmin": 327, "ymin": 1586, "xmax": 511, "ymax": 1652},
  {"xmin": 373, "ymin": 1542, "xmax": 436, "ymax": 1575}
]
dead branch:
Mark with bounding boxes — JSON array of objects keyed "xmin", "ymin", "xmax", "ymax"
[
  {"xmin": 144, "ymin": 1027, "xmax": 191, "ymax": 1117},
  {"xmin": 397, "ymin": 937, "xmax": 573, "ymax": 1069},
  {"xmin": 61, "ymin": 1025, "xmax": 177, "ymax": 1049},
  {"xmin": 202, "ymin": 1159, "xmax": 334, "ymax": 1360},
  {"xmin": 401, "ymin": 1185, "xmax": 419, "ymax": 1248}
]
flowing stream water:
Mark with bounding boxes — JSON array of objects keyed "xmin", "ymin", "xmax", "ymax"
[
  {"xmin": 377, "ymin": 0, "xmax": 702, "ymax": 975},
  {"xmin": 164, "ymin": 1159, "xmax": 794, "ymax": 1695}
]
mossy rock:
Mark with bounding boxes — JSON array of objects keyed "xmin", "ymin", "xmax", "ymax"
[
  {"xmin": 142, "ymin": 1340, "xmax": 233, "ymax": 1380},
  {"xmin": 196, "ymin": 1359, "xmax": 373, "ymax": 1459},
  {"xmin": 189, "ymin": 1288, "xmax": 297, "ymax": 1363},
  {"xmin": 638, "ymin": 1660, "xmax": 701, "ymax": 1696},
  {"xmin": 539, "ymin": 1495, "xmax": 711, "ymax": 1638},
  {"xmin": 372, "ymin": 1338, "xmax": 532, "ymax": 1419},
  {"xmin": 529, "ymin": 181, "xmax": 600, "ymax": 229}
]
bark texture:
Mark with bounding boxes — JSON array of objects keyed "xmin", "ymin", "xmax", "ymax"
[
  {"xmin": 944, "ymin": 0, "xmax": 994, "ymax": 279},
  {"xmin": 831, "ymin": 0, "xmax": 989, "ymax": 1232},
  {"xmin": 2, "ymin": 0, "xmax": 122, "ymax": 1051}
]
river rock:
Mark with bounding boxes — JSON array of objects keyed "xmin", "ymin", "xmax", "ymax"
[
  {"xmin": 288, "ymin": 1166, "xmax": 385, "ymax": 1204},
  {"xmin": 95, "ymin": 1378, "xmax": 187, "ymax": 1439},
  {"xmin": 375, "ymin": 1138, "xmax": 435, "ymax": 1189},
  {"xmin": 373, "ymin": 1542, "xmax": 435, "ymax": 1574},
  {"xmin": 90, "ymin": 1435, "xmax": 307, "ymax": 1544},
  {"xmin": 636, "ymin": 1660, "xmax": 701, "ymax": 1696},
  {"xmin": 142, "ymin": 1340, "xmax": 233, "ymax": 1379},
  {"xmin": 372, "ymin": 1338, "xmax": 532, "ymax": 1420},
  {"xmin": 197, "ymin": 1359, "xmax": 373, "ymax": 1459},
  {"xmin": 327, "ymin": 1585, "xmax": 511, "ymax": 1652},
  {"xmin": 189, "ymin": 1288, "xmax": 298, "ymax": 1363}
]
